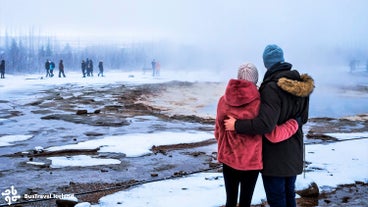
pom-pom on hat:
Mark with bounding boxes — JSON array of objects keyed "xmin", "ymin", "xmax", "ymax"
[
  {"xmin": 263, "ymin": 44, "xmax": 285, "ymax": 70},
  {"xmin": 238, "ymin": 63, "xmax": 258, "ymax": 84}
]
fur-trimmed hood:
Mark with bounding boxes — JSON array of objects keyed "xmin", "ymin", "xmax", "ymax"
[{"xmin": 277, "ymin": 74, "xmax": 314, "ymax": 97}]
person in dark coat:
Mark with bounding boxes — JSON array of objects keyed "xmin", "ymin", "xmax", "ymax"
[
  {"xmin": 45, "ymin": 59, "xmax": 51, "ymax": 77},
  {"xmin": 215, "ymin": 62, "xmax": 299, "ymax": 207},
  {"xmin": 86, "ymin": 58, "xmax": 90, "ymax": 77},
  {"xmin": 98, "ymin": 61, "xmax": 104, "ymax": 77},
  {"xmin": 81, "ymin": 60, "xmax": 86, "ymax": 77},
  {"xmin": 87, "ymin": 59, "xmax": 93, "ymax": 77},
  {"xmin": 151, "ymin": 59, "xmax": 156, "ymax": 76},
  {"xmin": 224, "ymin": 44, "xmax": 314, "ymax": 207},
  {"xmin": 58, "ymin": 59, "xmax": 66, "ymax": 78},
  {"xmin": 0, "ymin": 60, "xmax": 5, "ymax": 79}
]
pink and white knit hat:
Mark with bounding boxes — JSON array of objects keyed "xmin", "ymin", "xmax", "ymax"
[{"xmin": 237, "ymin": 63, "xmax": 258, "ymax": 84}]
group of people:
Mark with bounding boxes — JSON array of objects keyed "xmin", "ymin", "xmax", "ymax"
[
  {"xmin": 349, "ymin": 59, "xmax": 368, "ymax": 72},
  {"xmin": 0, "ymin": 59, "xmax": 5, "ymax": 79},
  {"xmin": 151, "ymin": 59, "xmax": 160, "ymax": 77},
  {"xmin": 81, "ymin": 59, "xmax": 104, "ymax": 78},
  {"xmin": 44, "ymin": 59, "xmax": 65, "ymax": 78},
  {"xmin": 43, "ymin": 58, "xmax": 105, "ymax": 78},
  {"xmin": 215, "ymin": 44, "xmax": 314, "ymax": 207}
]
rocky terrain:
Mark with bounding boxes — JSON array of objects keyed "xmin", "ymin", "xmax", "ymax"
[{"xmin": 0, "ymin": 80, "xmax": 367, "ymax": 207}]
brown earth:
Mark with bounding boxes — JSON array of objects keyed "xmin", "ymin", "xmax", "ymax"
[{"xmin": 1, "ymin": 81, "xmax": 367, "ymax": 207}]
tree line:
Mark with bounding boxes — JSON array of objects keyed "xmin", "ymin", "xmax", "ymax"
[{"xmin": 0, "ymin": 34, "xmax": 154, "ymax": 74}]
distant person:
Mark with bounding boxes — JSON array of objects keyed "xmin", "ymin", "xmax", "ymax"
[
  {"xmin": 0, "ymin": 60, "xmax": 5, "ymax": 79},
  {"xmin": 156, "ymin": 61, "xmax": 161, "ymax": 76},
  {"xmin": 45, "ymin": 59, "xmax": 51, "ymax": 77},
  {"xmin": 81, "ymin": 60, "xmax": 86, "ymax": 77},
  {"xmin": 87, "ymin": 59, "xmax": 94, "ymax": 77},
  {"xmin": 58, "ymin": 59, "xmax": 66, "ymax": 78},
  {"xmin": 151, "ymin": 59, "xmax": 156, "ymax": 76},
  {"xmin": 86, "ymin": 58, "xmax": 90, "ymax": 77},
  {"xmin": 98, "ymin": 61, "xmax": 104, "ymax": 77},
  {"xmin": 86, "ymin": 59, "xmax": 90, "ymax": 76},
  {"xmin": 49, "ymin": 61, "xmax": 55, "ymax": 77},
  {"xmin": 224, "ymin": 44, "xmax": 314, "ymax": 207},
  {"xmin": 215, "ymin": 62, "xmax": 299, "ymax": 207},
  {"xmin": 90, "ymin": 59, "xmax": 94, "ymax": 76},
  {"xmin": 366, "ymin": 59, "xmax": 368, "ymax": 72}
]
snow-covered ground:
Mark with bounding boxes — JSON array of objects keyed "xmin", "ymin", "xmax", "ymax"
[
  {"xmin": 2, "ymin": 127, "xmax": 367, "ymax": 206},
  {"xmin": 91, "ymin": 137, "xmax": 368, "ymax": 207},
  {"xmin": 46, "ymin": 131, "xmax": 213, "ymax": 158},
  {"xmin": 0, "ymin": 135, "xmax": 33, "ymax": 147},
  {"xmin": 1, "ymin": 68, "xmax": 368, "ymax": 206}
]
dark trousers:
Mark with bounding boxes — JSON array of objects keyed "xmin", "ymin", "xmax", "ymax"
[
  {"xmin": 59, "ymin": 69, "xmax": 66, "ymax": 78},
  {"xmin": 262, "ymin": 175, "xmax": 297, "ymax": 207},
  {"xmin": 223, "ymin": 164, "xmax": 259, "ymax": 207},
  {"xmin": 46, "ymin": 69, "xmax": 50, "ymax": 77},
  {"xmin": 98, "ymin": 69, "xmax": 104, "ymax": 77}
]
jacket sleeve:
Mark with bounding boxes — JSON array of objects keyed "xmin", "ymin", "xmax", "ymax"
[
  {"xmin": 214, "ymin": 98, "xmax": 223, "ymax": 141},
  {"xmin": 302, "ymin": 96, "xmax": 310, "ymax": 125},
  {"xmin": 235, "ymin": 83, "xmax": 281, "ymax": 135},
  {"xmin": 264, "ymin": 119, "xmax": 298, "ymax": 143}
]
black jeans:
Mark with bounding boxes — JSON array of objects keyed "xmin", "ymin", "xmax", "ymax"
[
  {"xmin": 262, "ymin": 175, "xmax": 297, "ymax": 207},
  {"xmin": 223, "ymin": 164, "xmax": 259, "ymax": 207},
  {"xmin": 59, "ymin": 69, "xmax": 66, "ymax": 78}
]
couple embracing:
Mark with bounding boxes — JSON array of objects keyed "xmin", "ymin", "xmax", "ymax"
[{"xmin": 215, "ymin": 44, "xmax": 314, "ymax": 207}]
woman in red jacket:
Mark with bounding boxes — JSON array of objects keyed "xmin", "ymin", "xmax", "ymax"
[{"xmin": 215, "ymin": 63, "xmax": 298, "ymax": 207}]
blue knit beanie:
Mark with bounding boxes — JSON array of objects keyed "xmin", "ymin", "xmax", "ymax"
[{"xmin": 263, "ymin": 44, "xmax": 285, "ymax": 70}]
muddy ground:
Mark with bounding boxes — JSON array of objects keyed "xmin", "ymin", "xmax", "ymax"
[{"xmin": 0, "ymin": 81, "xmax": 367, "ymax": 207}]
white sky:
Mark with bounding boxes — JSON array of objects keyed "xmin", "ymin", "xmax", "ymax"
[
  {"xmin": 1, "ymin": 0, "xmax": 367, "ymax": 49},
  {"xmin": 1, "ymin": 0, "xmax": 368, "ymax": 73}
]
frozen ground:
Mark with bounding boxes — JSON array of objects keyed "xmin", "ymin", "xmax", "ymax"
[
  {"xmin": 92, "ymin": 136, "xmax": 368, "ymax": 207},
  {"xmin": 0, "ymin": 68, "xmax": 367, "ymax": 206}
]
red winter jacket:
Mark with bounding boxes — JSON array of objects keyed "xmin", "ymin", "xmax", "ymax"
[{"xmin": 215, "ymin": 79, "xmax": 298, "ymax": 171}]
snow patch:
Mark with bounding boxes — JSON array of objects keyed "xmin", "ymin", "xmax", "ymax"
[
  {"xmin": 47, "ymin": 155, "xmax": 121, "ymax": 168},
  {"xmin": 0, "ymin": 135, "xmax": 33, "ymax": 147},
  {"xmin": 26, "ymin": 161, "xmax": 46, "ymax": 166},
  {"xmin": 324, "ymin": 132, "xmax": 368, "ymax": 140},
  {"xmin": 46, "ymin": 131, "xmax": 213, "ymax": 157},
  {"xmin": 92, "ymin": 173, "xmax": 266, "ymax": 207},
  {"xmin": 91, "ymin": 137, "xmax": 368, "ymax": 206},
  {"xmin": 304, "ymin": 139, "xmax": 368, "ymax": 187}
]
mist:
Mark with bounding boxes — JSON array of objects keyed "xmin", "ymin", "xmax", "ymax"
[{"xmin": 1, "ymin": 0, "xmax": 368, "ymax": 80}]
